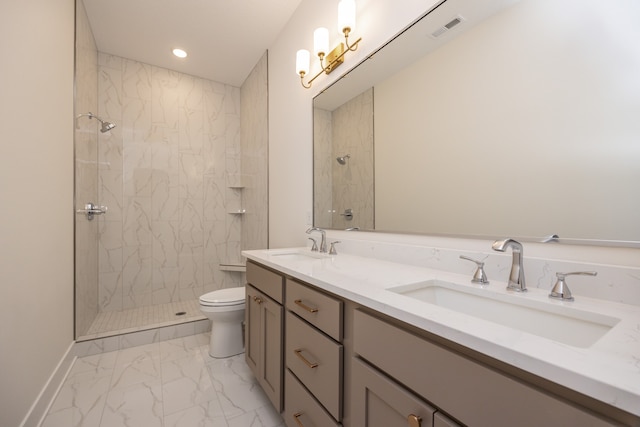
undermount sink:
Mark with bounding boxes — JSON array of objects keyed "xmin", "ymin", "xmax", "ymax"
[
  {"xmin": 388, "ymin": 280, "xmax": 620, "ymax": 348},
  {"xmin": 268, "ymin": 249, "xmax": 330, "ymax": 262}
]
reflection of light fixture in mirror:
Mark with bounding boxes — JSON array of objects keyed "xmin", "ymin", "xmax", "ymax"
[
  {"xmin": 336, "ymin": 154, "xmax": 350, "ymax": 165},
  {"xmin": 296, "ymin": 0, "xmax": 362, "ymax": 89}
]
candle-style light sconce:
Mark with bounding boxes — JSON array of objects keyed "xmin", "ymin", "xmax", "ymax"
[{"xmin": 296, "ymin": 0, "xmax": 362, "ymax": 89}]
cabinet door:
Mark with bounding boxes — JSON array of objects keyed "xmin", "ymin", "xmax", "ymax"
[
  {"xmin": 261, "ymin": 291, "xmax": 283, "ymax": 411},
  {"xmin": 351, "ymin": 357, "xmax": 435, "ymax": 427},
  {"xmin": 434, "ymin": 413, "xmax": 462, "ymax": 427},
  {"xmin": 245, "ymin": 285, "xmax": 262, "ymax": 375},
  {"xmin": 245, "ymin": 284, "xmax": 283, "ymax": 411}
]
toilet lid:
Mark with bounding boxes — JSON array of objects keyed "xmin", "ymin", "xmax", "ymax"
[{"xmin": 200, "ymin": 287, "xmax": 245, "ymax": 306}]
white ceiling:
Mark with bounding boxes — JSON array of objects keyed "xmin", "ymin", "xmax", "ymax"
[{"xmin": 82, "ymin": 0, "xmax": 302, "ymax": 87}]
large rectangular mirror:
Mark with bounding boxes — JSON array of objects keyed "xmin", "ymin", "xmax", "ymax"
[{"xmin": 313, "ymin": 0, "xmax": 640, "ymax": 245}]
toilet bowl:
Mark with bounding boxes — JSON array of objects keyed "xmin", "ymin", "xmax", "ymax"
[{"xmin": 199, "ymin": 287, "xmax": 246, "ymax": 358}]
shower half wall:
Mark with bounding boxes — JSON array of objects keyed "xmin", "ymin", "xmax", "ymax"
[{"xmin": 74, "ymin": 1, "xmax": 268, "ymax": 340}]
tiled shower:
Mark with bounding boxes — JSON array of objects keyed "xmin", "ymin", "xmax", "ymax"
[
  {"xmin": 74, "ymin": 1, "xmax": 268, "ymax": 340},
  {"xmin": 313, "ymin": 88, "xmax": 374, "ymax": 230}
]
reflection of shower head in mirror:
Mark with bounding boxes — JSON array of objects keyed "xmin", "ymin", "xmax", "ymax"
[
  {"xmin": 77, "ymin": 112, "xmax": 116, "ymax": 133},
  {"xmin": 336, "ymin": 154, "xmax": 350, "ymax": 165}
]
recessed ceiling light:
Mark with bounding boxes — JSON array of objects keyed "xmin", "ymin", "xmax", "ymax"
[{"xmin": 172, "ymin": 48, "xmax": 187, "ymax": 58}]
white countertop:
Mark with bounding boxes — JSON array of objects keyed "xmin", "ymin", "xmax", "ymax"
[{"xmin": 243, "ymin": 247, "xmax": 640, "ymax": 417}]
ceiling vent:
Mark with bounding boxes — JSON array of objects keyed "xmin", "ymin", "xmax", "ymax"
[{"xmin": 430, "ymin": 15, "xmax": 465, "ymax": 38}]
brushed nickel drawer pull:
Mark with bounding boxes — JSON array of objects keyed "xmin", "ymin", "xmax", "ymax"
[
  {"xmin": 408, "ymin": 414, "xmax": 422, "ymax": 427},
  {"xmin": 294, "ymin": 299, "xmax": 318, "ymax": 313},
  {"xmin": 294, "ymin": 349, "xmax": 319, "ymax": 368},
  {"xmin": 293, "ymin": 412, "xmax": 305, "ymax": 427}
]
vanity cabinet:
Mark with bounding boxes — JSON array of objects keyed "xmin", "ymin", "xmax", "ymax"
[
  {"xmin": 353, "ymin": 309, "xmax": 617, "ymax": 427},
  {"xmin": 245, "ymin": 261, "xmax": 284, "ymax": 411},
  {"xmin": 283, "ymin": 278, "xmax": 344, "ymax": 426},
  {"xmin": 244, "ymin": 259, "xmax": 637, "ymax": 427}
]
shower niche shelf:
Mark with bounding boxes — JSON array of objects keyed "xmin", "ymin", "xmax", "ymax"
[
  {"xmin": 226, "ymin": 173, "xmax": 249, "ymax": 189},
  {"xmin": 226, "ymin": 173, "xmax": 248, "ymax": 214},
  {"xmin": 219, "ymin": 263, "xmax": 247, "ymax": 272}
]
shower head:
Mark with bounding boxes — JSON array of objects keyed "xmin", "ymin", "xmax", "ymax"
[
  {"xmin": 77, "ymin": 112, "xmax": 116, "ymax": 133},
  {"xmin": 336, "ymin": 154, "xmax": 350, "ymax": 165},
  {"xmin": 99, "ymin": 120, "xmax": 116, "ymax": 133}
]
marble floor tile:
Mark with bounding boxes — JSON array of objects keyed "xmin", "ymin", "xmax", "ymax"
[
  {"xmin": 101, "ymin": 379, "xmax": 164, "ymax": 427},
  {"xmin": 164, "ymin": 401, "xmax": 229, "ymax": 427},
  {"xmin": 41, "ymin": 333, "xmax": 285, "ymax": 427},
  {"xmin": 161, "ymin": 353, "xmax": 218, "ymax": 416}
]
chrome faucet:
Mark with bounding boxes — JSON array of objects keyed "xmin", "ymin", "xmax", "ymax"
[
  {"xmin": 306, "ymin": 227, "xmax": 327, "ymax": 253},
  {"xmin": 492, "ymin": 238, "xmax": 526, "ymax": 292}
]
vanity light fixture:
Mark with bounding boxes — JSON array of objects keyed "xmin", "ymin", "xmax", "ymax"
[
  {"xmin": 295, "ymin": 0, "xmax": 362, "ymax": 89},
  {"xmin": 172, "ymin": 48, "xmax": 188, "ymax": 58}
]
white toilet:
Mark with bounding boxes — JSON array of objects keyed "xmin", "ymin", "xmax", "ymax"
[{"xmin": 199, "ymin": 287, "xmax": 246, "ymax": 358}]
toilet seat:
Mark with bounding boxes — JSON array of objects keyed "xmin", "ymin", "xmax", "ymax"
[{"xmin": 199, "ymin": 287, "xmax": 245, "ymax": 307}]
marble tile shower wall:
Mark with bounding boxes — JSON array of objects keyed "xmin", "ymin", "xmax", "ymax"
[
  {"xmin": 313, "ymin": 88, "xmax": 374, "ymax": 230},
  {"xmin": 313, "ymin": 108, "xmax": 333, "ymax": 228},
  {"xmin": 331, "ymin": 88, "xmax": 374, "ymax": 230},
  {"xmin": 97, "ymin": 53, "xmax": 242, "ymax": 312},
  {"xmin": 240, "ymin": 52, "xmax": 268, "ymax": 251}
]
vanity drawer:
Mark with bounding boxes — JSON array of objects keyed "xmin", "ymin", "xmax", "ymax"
[
  {"xmin": 352, "ymin": 357, "xmax": 436, "ymax": 427},
  {"xmin": 286, "ymin": 311, "xmax": 343, "ymax": 421},
  {"xmin": 286, "ymin": 278, "xmax": 343, "ymax": 341},
  {"xmin": 247, "ymin": 260, "xmax": 284, "ymax": 304},
  {"xmin": 284, "ymin": 369, "xmax": 341, "ymax": 427}
]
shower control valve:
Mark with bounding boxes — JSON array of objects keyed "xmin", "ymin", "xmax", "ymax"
[
  {"xmin": 340, "ymin": 208, "xmax": 354, "ymax": 221},
  {"xmin": 76, "ymin": 202, "xmax": 108, "ymax": 221}
]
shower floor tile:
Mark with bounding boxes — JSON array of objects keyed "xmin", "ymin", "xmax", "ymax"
[{"xmin": 79, "ymin": 300, "xmax": 206, "ymax": 341}]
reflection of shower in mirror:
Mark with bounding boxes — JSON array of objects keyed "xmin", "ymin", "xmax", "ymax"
[
  {"xmin": 336, "ymin": 154, "xmax": 350, "ymax": 165},
  {"xmin": 76, "ymin": 112, "xmax": 116, "ymax": 133}
]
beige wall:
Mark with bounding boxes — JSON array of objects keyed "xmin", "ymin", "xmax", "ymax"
[
  {"xmin": 0, "ymin": 0, "xmax": 75, "ymax": 425},
  {"xmin": 375, "ymin": 0, "xmax": 640, "ymax": 240}
]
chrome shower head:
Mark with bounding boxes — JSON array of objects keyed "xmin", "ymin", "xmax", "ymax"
[
  {"xmin": 77, "ymin": 112, "xmax": 116, "ymax": 133},
  {"xmin": 336, "ymin": 154, "xmax": 350, "ymax": 165},
  {"xmin": 99, "ymin": 120, "xmax": 116, "ymax": 133}
]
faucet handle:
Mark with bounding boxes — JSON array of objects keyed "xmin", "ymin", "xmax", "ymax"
[
  {"xmin": 459, "ymin": 255, "xmax": 489, "ymax": 284},
  {"xmin": 308, "ymin": 237, "xmax": 318, "ymax": 252},
  {"xmin": 549, "ymin": 271, "xmax": 597, "ymax": 301},
  {"xmin": 329, "ymin": 241, "xmax": 341, "ymax": 255}
]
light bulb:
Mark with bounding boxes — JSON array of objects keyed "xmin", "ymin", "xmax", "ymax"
[
  {"xmin": 314, "ymin": 27, "xmax": 329, "ymax": 58},
  {"xmin": 338, "ymin": 0, "xmax": 356, "ymax": 34},
  {"xmin": 296, "ymin": 49, "xmax": 310, "ymax": 76}
]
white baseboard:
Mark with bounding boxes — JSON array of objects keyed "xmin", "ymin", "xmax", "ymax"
[{"xmin": 19, "ymin": 341, "xmax": 76, "ymax": 427}]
